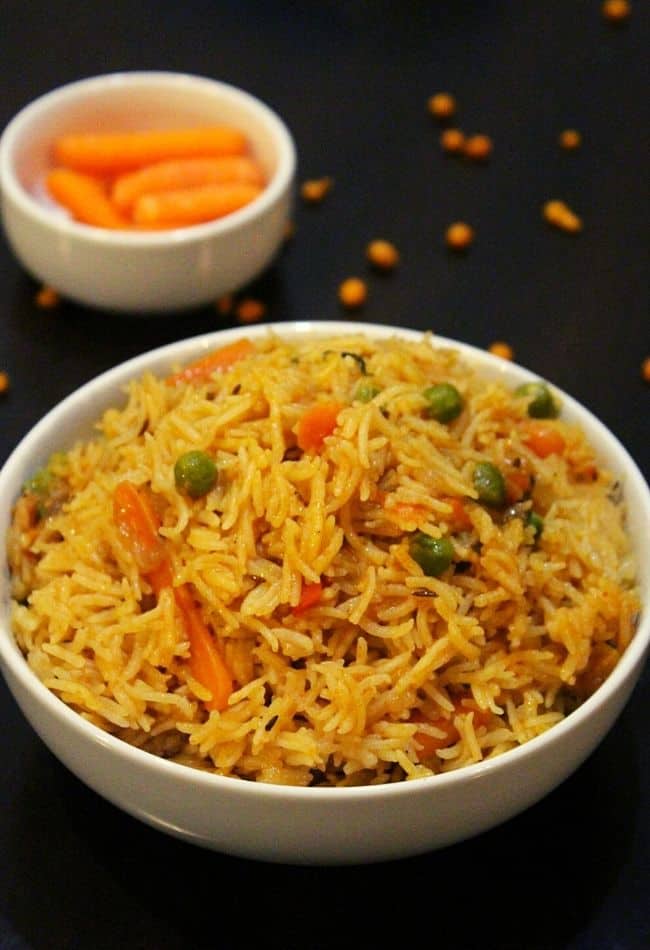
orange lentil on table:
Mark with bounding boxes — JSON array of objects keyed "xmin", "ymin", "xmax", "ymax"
[
  {"xmin": 0, "ymin": 371, "xmax": 10, "ymax": 394},
  {"xmin": 300, "ymin": 177, "xmax": 333, "ymax": 203},
  {"xmin": 559, "ymin": 129, "xmax": 582, "ymax": 150},
  {"xmin": 463, "ymin": 134, "xmax": 493, "ymax": 161},
  {"xmin": 366, "ymin": 239, "xmax": 400, "ymax": 271},
  {"xmin": 543, "ymin": 200, "xmax": 583, "ymax": 233},
  {"xmin": 338, "ymin": 277, "xmax": 368, "ymax": 309},
  {"xmin": 642, "ymin": 356, "xmax": 650, "ymax": 383},
  {"xmin": 488, "ymin": 341, "xmax": 514, "ymax": 360},
  {"xmin": 235, "ymin": 297, "xmax": 266, "ymax": 323},
  {"xmin": 440, "ymin": 128, "xmax": 465, "ymax": 154},
  {"xmin": 215, "ymin": 294, "xmax": 233, "ymax": 315},
  {"xmin": 445, "ymin": 221, "xmax": 475, "ymax": 251},
  {"xmin": 35, "ymin": 285, "xmax": 61, "ymax": 309},
  {"xmin": 602, "ymin": 0, "xmax": 631, "ymax": 22},
  {"xmin": 428, "ymin": 92, "xmax": 457, "ymax": 120}
]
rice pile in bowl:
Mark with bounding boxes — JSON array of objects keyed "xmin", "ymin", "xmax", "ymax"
[{"xmin": 7, "ymin": 331, "xmax": 640, "ymax": 787}]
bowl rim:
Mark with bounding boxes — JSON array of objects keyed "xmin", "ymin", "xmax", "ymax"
[
  {"xmin": 0, "ymin": 70, "xmax": 296, "ymax": 247},
  {"xmin": 1, "ymin": 319, "xmax": 648, "ymax": 803}
]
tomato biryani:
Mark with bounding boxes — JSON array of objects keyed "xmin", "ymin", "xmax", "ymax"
[{"xmin": 7, "ymin": 332, "xmax": 640, "ymax": 786}]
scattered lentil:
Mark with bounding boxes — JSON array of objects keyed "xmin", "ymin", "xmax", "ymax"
[
  {"xmin": 428, "ymin": 92, "xmax": 457, "ymax": 121},
  {"xmin": 35, "ymin": 285, "xmax": 60, "ymax": 309},
  {"xmin": 543, "ymin": 200, "xmax": 583, "ymax": 233},
  {"xmin": 440, "ymin": 128, "xmax": 465, "ymax": 154},
  {"xmin": 642, "ymin": 356, "xmax": 650, "ymax": 383},
  {"xmin": 215, "ymin": 294, "xmax": 233, "ymax": 315},
  {"xmin": 366, "ymin": 239, "xmax": 400, "ymax": 271},
  {"xmin": 602, "ymin": 0, "xmax": 631, "ymax": 23},
  {"xmin": 489, "ymin": 341, "xmax": 514, "ymax": 360},
  {"xmin": 338, "ymin": 277, "xmax": 368, "ymax": 309},
  {"xmin": 300, "ymin": 177, "xmax": 333, "ymax": 203},
  {"xmin": 463, "ymin": 134, "xmax": 493, "ymax": 161},
  {"xmin": 445, "ymin": 221, "xmax": 475, "ymax": 251},
  {"xmin": 0, "ymin": 371, "xmax": 10, "ymax": 394},
  {"xmin": 235, "ymin": 298, "xmax": 266, "ymax": 323},
  {"xmin": 559, "ymin": 129, "xmax": 582, "ymax": 150}
]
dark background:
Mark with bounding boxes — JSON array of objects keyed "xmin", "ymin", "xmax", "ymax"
[{"xmin": 0, "ymin": 3, "xmax": 648, "ymax": 948}]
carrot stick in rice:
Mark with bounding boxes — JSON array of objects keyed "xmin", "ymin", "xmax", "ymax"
[
  {"xmin": 112, "ymin": 480, "xmax": 233, "ymax": 711},
  {"xmin": 296, "ymin": 402, "xmax": 343, "ymax": 453},
  {"xmin": 131, "ymin": 181, "xmax": 263, "ymax": 227},
  {"xmin": 54, "ymin": 126, "xmax": 249, "ymax": 175},
  {"xmin": 113, "ymin": 481, "xmax": 167, "ymax": 572},
  {"xmin": 292, "ymin": 581, "xmax": 323, "ymax": 615},
  {"xmin": 165, "ymin": 338, "xmax": 255, "ymax": 386},
  {"xmin": 174, "ymin": 584, "xmax": 233, "ymax": 711},
  {"xmin": 46, "ymin": 167, "xmax": 130, "ymax": 229},
  {"xmin": 111, "ymin": 156, "xmax": 265, "ymax": 212}
]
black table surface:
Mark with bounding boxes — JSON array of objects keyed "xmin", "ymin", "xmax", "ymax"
[{"xmin": 1, "ymin": 3, "xmax": 648, "ymax": 948}]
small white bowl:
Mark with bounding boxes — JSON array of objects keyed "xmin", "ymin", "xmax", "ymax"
[
  {"xmin": 0, "ymin": 321, "xmax": 648, "ymax": 864},
  {"xmin": 0, "ymin": 72, "xmax": 296, "ymax": 314}
]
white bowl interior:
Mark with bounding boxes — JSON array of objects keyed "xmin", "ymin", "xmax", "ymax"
[{"xmin": 0, "ymin": 322, "xmax": 648, "ymax": 863}]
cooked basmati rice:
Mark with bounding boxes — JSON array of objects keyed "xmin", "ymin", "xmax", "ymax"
[{"xmin": 8, "ymin": 332, "xmax": 639, "ymax": 786}]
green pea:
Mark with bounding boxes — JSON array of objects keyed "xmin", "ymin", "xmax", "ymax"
[
  {"xmin": 526, "ymin": 511, "xmax": 544, "ymax": 539},
  {"xmin": 355, "ymin": 381, "xmax": 381, "ymax": 403},
  {"xmin": 473, "ymin": 461, "xmax": 506, "ymax": 507},
  {"xmin": 515, "ymin": 381, "xmax": 559, "ymax": 419},
  {"xmin": 409, "ymin": 532, "xmax": 454, "ymax": 577},
  {"xmin": 23, "ymin": 466, "xmax": 54, "ymax": 496},
  {"xmin": 423, "ymin": 383, "xmax": 463, "ymax": 423},
  {"xmin": 174, "ymin": 450, "xmax": 218, "ymax": 499}
]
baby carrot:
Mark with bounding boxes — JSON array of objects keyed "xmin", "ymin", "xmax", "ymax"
[
  {"xmin": 46, "ymin": 168, "xmax": 130, "ymax": 229},
  {"xmin": 111, "ymin": 156, "xmax": 265, "ymax": 213},
  {"xmin": 296, "ymin": 402, "xmax": 343, "ymax": 453},
  {"xmin": 166, "ymin": 337, "xmax": 255, "ymax": 386},
  {"xmin": 132, "ymin": 181, "xmax": 262, "ymax": 227},
  {"xmin": 54, "ymin": 126, "xmax": 248, "ymax": 175}
]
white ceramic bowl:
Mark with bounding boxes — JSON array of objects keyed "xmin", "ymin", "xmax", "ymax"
[
  {"xmin": 0, "ymin": 321, "xmax": 648, "ymax": 864},
  {"xmin": 0, "ymin": 72, "xmax": 295, "ymax": 314}
]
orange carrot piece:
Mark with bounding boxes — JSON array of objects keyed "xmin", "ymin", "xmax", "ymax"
[
  {"xmin": 112, "ymin": 481, "xmax": 232, "ymax": 710},
  {"xmin": 111, "ymin": 156, "xmax": 265, "ymax": 212},
  {"xmin": 131, "ymin": 181, "xmax": 262, "ymax": 227},
  {"xmin": 54, "ymin": 126, "xmax": 248, "ymax": 175},
  {"xmin": 296, "ymin": 402, "xmax": 343, "ymax": 453},
  {"xmin": 166, "ymin": 338, "xmax": 255, "ymax": 386},
  {"xmin": 174, "ymin": 584, "xmax": 233, "ymax": 711},
  {"xmin": 384, "ymin": 501, "xmax": 429, "ymax": 526},
  {"xmin": 411, "ymin": 699, "xmax": 490, "ymax": 760},
  {"xmin": 46, "ymin": 168, "xmax": 130, "ymax": 229},
  {"xmin": 411, "ymin": 710, "xmax": 460, "ymax": 759},
  {"xmin": 147, "ymin": 557, "xmax": 174, "ymax": 598},
  {"xmin": 148, "ymin": 568, "xmax": 232, "ymax": 710},
  {"xmin": 292, "ymin": 581, "xmax": 323, "ymax": 616},
  {"xmin": 439, "ymin": 496, "xmax": 473, "ymax": 531},
  {"xmin": 521, "ymin": 423, "xmax": 566, "ymax": 458},
  {"xmin": 504, "ymin": 468, "xmax": 533, "ymax": 503},
  {"xmin": 113, "ymin": 481, "xmax": 166, "ymax": 573}
]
